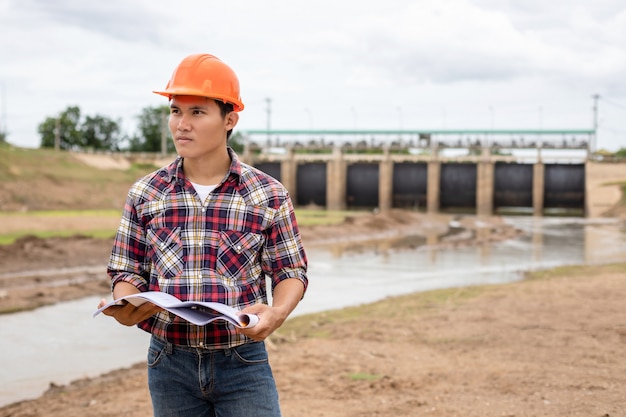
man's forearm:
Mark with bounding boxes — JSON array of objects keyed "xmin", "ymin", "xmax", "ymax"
[
  {"xmin": 112, "ymin": 281, "xmax": 142, "ymax": 299},
  {"xmin": 271, "ymin": 278, "xmax": 305, "ymax": 323}
]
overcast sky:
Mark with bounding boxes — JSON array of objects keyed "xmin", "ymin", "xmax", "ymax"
[{"xmin": 1, "ymin": 0, "xmax": 625, "ymax": 150}]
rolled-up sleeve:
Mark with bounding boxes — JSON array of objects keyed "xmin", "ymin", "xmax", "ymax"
[
  {"xmin": 107, "ymin": 189, "xmax": 151, "ymax": 292},
  {"xmin": 261, "ymin": 197, "xmax": 308, "ymax": 295}
]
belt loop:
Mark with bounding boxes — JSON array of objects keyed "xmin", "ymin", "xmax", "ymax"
[{"xmin": 165, "ymin": 341, "xmax": 173, "ymax": 355}]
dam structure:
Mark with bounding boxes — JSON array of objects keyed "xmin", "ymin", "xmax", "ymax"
[{"xmin": 237, "ymin": 128, "xmax": 624, "ymax": 218}]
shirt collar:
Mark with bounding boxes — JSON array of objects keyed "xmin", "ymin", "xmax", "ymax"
[{"xmin": 164, "ymin": 147, "xmax": 243, "ymax": 185}]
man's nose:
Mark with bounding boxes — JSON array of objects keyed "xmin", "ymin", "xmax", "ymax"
[{"xmin": 176, "ymin": 114, "xmax": 191, "ymax": 131}]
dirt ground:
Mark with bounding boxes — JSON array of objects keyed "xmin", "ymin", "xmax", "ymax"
[{"xmin": 1, "ymin": 210, "xmax": 625, "ymax": 416}]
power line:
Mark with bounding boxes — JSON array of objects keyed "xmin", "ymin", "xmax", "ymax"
[
  {"xmin": 601, "ymin": 126, "xmax": 626, "ymax": 135},
  {"xmin": 0, "ymin": 81, "xmax": 6, "ymax": 136},
  {"xmin": 601, "ymin": 96, "xmax": 626, "ymax": 111},
  {"xmin": 592, "ymin": 94, "xmax": 600, "ymax": 152},
  {"xmin": 265, "ymin": 97, "xmax": 272, "ymax": 144}
]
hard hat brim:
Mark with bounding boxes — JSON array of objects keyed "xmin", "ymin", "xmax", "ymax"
[{"xmin": 153, "ymin": 89, "xmax": 244, "ymax": 112}]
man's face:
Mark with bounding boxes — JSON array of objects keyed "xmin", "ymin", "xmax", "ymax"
[{"xmin": 168, "ymin": 95, "xmax": 237, "ymax": 160}]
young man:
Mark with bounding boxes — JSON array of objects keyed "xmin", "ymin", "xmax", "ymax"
[{"xmin": 97, "ymin": 53, "xmax": 308, "ymax": 417}]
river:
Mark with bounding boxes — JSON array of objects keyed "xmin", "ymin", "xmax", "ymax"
[{"xmin": 1, "ymin": 216, "xmax": 625, "ymax": 407}]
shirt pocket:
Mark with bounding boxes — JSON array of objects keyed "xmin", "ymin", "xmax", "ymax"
[
  {"xmin": 217, "ymin": 231, "xmax": 263, "ymax": 281},
  {"xmin": 146, "ymin": 227, "xmax": 184, "ymax": 280}
]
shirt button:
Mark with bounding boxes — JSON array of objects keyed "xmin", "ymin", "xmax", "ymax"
[
  {"xmin": 236, "ymin": 245, "xmax": 242, "ymax": 252},
  {"xmin": 198, "ymin": 342, "xmax": 204, "ymax": 348}
]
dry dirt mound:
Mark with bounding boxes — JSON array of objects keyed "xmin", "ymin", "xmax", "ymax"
[{"xmin": 0, "ymin": 235, "xmax": 112, "ymax": 313}]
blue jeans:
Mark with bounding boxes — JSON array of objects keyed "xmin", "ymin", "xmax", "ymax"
[{"xmin": 147, "ymin": 336, "xmax": 281, "ymax": 417}]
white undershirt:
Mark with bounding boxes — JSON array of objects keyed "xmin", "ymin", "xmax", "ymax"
[{"xmin": 190, "ymin": 181, "xmax": 217, "ymax": 203}]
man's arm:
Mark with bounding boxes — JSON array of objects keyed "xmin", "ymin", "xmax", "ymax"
[
  {"xmin": 238, "ymin": 278, "xmax": 305, "ymax": 340},
  {"xmin": 97, "ymin": 186, "xmax": 158, "ymax": 326}
]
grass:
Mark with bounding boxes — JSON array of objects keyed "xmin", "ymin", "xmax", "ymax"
[
  {"xmin": 0, "ymin": 144, "xmax": 154, "ymax": 183},
  {"xmin": 525, "ymin": 262, "xmax": 626, "ymax": 280},
  {"xmin": 0, "ymin": 209, "xmax": 121, "ymax": 244},
  {"xmin": 0, "ymin": 208, "xmax": 360, "ymax": 245},
  {"xmin": 348, "ymin": 373, "xmax": 382, "ymax": 381},
  {"xmin": 0, "ymin": 229, "xmax": 117, "ymax": 245},
  {"xmin": 278, "ymin": 285, "xmax": 491, "ymax": 340},
  {"xmin": 293, "ymin": 209, "xmax": 367, "ymax": 227},
  {"xmin": 0, "ymin": 209, "xmax": 121, "ymax": 217}
]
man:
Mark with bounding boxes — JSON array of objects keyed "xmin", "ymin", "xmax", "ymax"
[{"xmin": 97, "ymin": 53, "xmax": 308, "ymax": 417}]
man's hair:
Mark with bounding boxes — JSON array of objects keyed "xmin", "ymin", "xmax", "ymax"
[{"xmin": 216, "ymin": 100, "xmax": 235, "ymax": 140}]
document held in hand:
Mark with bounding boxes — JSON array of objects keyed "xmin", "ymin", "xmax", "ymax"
[{"xmin": 93, "ymin": 291, "xmax": 259, "ymax": 328}]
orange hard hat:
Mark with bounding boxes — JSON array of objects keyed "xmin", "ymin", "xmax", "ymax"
[{"xmin": 153, "ymin": 54, "xmax": 244, "ymax": 112}]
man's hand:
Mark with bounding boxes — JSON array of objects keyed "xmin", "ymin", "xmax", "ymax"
[
  {"xmin": 97, "ymin": 298, "xmax": 163, "ymax": 326},
  {"xmin": 237, "ymin": 303, "xmax": 286, "ymax": 341},
  {"xmin": 96, "ymin": 281, "xmax": 161, "ymax": 326},
  {"xmin": 237, "ymin": 278, "xmax": 305, "ymax": 341}
]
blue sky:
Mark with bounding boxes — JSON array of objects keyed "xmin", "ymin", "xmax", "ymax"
[{"xmin": 1, "ymin": 0, "xmax": 625, "ymax": 150}]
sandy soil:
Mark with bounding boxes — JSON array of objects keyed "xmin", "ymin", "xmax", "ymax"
[{"xmin": 1, "ymin": 210, "xmax": 625, "ymax": 416}]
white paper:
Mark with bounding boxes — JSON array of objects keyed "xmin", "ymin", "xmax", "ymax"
[{"xmin": 93, "ymin": 291, "xmax": 258, "ymax": 328}]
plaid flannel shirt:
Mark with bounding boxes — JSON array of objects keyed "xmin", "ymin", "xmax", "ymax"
[{"xmin": 107, "ymin": 149, "xmax": 308, "ymax": 349}]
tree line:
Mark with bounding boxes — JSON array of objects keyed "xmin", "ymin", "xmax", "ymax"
[{"xmin": 35, "ymin": 105, "xmax": 244, "ymax": 153}]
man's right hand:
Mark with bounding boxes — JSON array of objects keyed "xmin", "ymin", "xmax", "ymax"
[
  {"xmin": 97, "ymin": 281, "xmax": 162, "ymax": 326},
  {"xmin": 97, "ymin": 298, "xmax": 163, "ymax": 326}
]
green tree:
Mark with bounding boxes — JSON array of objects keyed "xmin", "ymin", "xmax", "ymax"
[
  {"xmin": 81, "ymin": 114, "xmax": 123, "ymax": 150},
  {"xmin": 130, "ymin": 105, "xmax": 173, "ymax": 153},
  {"xmin": 614, "ymin": 148, "xmax": 626, "ymax": 158},
  {"xmin": 229, "ymin": 131, "xmax": 245, "ymax": 154},
  {"xmin": 39, "ymin": 106, "xmax": 82, "ymax": 150}
]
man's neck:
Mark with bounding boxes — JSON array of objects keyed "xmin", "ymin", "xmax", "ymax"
[{"xmin": 183, "ymin": 149, "xmax": 231, "ymax": 185}]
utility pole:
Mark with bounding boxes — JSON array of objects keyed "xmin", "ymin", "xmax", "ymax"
[
  {"xmin": 0, "ymin": 81, "xmax": 6, "ymax": 139},
  {"xmin": 592, "ymin": 93, "xmax": 600, "ymax": 153},
  {"xmin": 160, "ymin": 107, "xmax": 168, "ymax": 156},
  {"xmin": 304, "ymin": 107, "xmax": 313, "ymax": 130},
  {"xmin": 265, "ymin": 97, "xmax": 272, "ymax": 147},
  {"xmin": 54, "ymin": 116, "xmax": 61, "ymax": 151}
]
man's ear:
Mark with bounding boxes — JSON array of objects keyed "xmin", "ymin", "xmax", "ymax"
[{"xmin": 225, "ymin": 112, "xmax": 239, "ymax": 131}]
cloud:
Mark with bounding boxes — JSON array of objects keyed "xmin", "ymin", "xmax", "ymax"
[
  {"xmin": 318, "ymin": 0, "xmax": 626, "ymax": 89},
  {"xmin": 12, "ymin": 0, "xmax": 167, "ymax": 43},
  {"xmin": 0, "ymin": 0, "xmax": 624, "ymax": 149}
]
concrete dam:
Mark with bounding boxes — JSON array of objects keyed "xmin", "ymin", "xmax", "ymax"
[
  {"xmin": 235, "ymin": 128, "xmax": 625, "ymax": 217},
  {"xmin": 247, "ymin": 151, "xmax": 593, "ymax": 216}
]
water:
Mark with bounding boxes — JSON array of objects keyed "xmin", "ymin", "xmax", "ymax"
[
  {"xmin": 0, "ymin": 296, "xmax": 150, "ymax": 407},
  {"xmin": 2, "ymin": 217, "xmax": 626, "ymax": 407},
  {"xmin": 297, "ymin": 216, "xmax": 626, "ymax": 315}
]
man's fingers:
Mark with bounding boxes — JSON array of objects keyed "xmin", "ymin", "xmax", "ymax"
[
  {"xmin": 101, "ymin": 305, "xmax": 123, "ymax": 317},
  {"xmin": 137, "ymin": 302, "xmax": 163, "ymax": 317}
]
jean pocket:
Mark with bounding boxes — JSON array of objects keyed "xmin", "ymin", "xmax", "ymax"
[
  {"xmin": 217, "ymin": 231, "xmax": 263, "ymax": 280},
  {"xmin": 147, "ymin": 227, "xmax": 184, "ymax": 280},
  {"xmin": 147, "ymin": 340, "xmax": 167, "ymax": 368},
  {"xmin": 232, "ymin": 342, "xmax": 269, "ymax": 365}
]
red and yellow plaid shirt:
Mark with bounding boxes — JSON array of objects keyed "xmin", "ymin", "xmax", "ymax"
[{"xmin": 107, "ymin": 149, "xmax": 308, "ymax": 349}]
